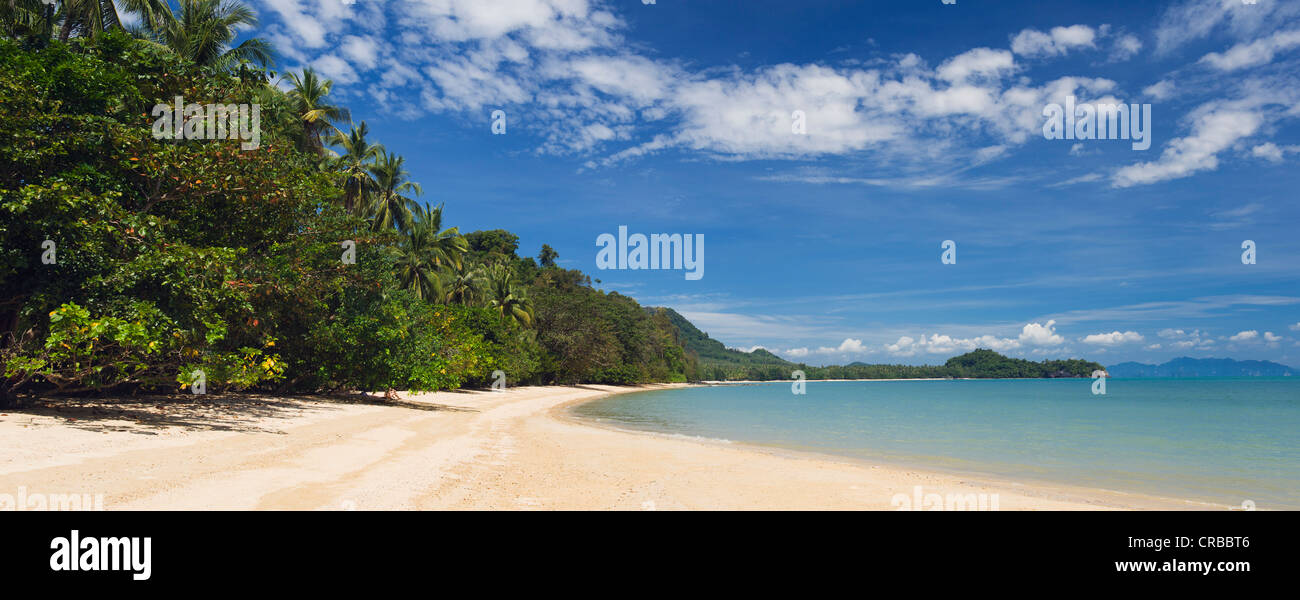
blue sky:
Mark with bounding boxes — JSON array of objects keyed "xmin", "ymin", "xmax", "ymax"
[{"xmin": 224, "ymin": 0, "xmax": 1299, "ymax": 366}]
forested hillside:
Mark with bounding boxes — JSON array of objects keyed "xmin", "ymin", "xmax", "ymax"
[{"xmin": 0, "ymin": 27, "xmax": 693, "ymax": 404}]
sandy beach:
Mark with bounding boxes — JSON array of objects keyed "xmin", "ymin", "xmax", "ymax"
[{"xmin": 0, "ymin": 384, "xmax": 1218, "ymax": 510}]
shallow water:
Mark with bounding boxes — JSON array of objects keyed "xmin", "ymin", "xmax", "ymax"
[{"xmin": 574, "ymin": 378, "xmax": 1300, "ymax": 509}]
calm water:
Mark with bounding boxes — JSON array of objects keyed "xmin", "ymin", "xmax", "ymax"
[{"xmin": 574, "ymin": 378, "xmax": 1300, "ymax": 508}]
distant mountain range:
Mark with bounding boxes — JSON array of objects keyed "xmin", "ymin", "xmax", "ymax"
[{"xmin": 1107, "ymin": 357, "xmax": 1298, "ymax": 378}]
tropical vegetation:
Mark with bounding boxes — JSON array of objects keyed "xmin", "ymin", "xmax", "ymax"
[{"xmin": 0, "ymin": 4, "xmax": 697, "ymax": 405}]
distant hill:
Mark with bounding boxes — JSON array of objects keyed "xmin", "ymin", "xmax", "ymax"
[
  {"xmin": 1107, "ymin": 357, "xmax": 1298, "ymax": 378},
  {"xmin": 649, "ymin": 308, "xmax": 796, "ymax": 378},
  {"xmin": 647, "ymin": 308, "xmax": 1103, "ymax": 381}
]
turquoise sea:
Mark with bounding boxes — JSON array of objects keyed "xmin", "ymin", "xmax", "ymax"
[{"xmin": 573, "ymin": 378, "xmax": 1300, "ymax": 509}]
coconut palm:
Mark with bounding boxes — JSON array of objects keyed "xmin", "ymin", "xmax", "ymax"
[
  {"xmin": 412, "ymin": 203, "xmax": 468, "ymax": 269},
  {"xmin": 394, "ymin": 203, "xmax": 469, "ymax": 302},
  {"xmin": 55, "ymin": 0, "xmax": 119, "ymax": 41},
  {"xmin": 395, "ymin": 240, "xmax": 443, "ymax": 303},
  {"xmin": 327, "ymin": 121, "xmax": 383, "ymax": 216},
  {"xmin": 442, "ymin": 262, "xmax": 482, "ymax": 305},
  {"xmin": 2, "ymin": 0, "xmax": 56, "ymax": 40},
  {"xmin": 285, "ymin": 67, "xmax": 347, "ymax": 156},
  {"xmin": 481, "ymin": 262, "xmax": 534, "ymax": 328},
  {"xmin": 139, "ymin": 0, "xmax": 271, "ymax": 69},
  {"xmin": 118, "ymin": 0, "xmax": 171, "ymax": 30},
  {"xmin": 366, "ymin": 151, "xmax": 420, "ymax": 232},
  {"xmin": 251, "ymin": 83, "xmax": 302, "ymax": 142}
]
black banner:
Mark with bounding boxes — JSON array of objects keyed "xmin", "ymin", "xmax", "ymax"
[{"xmin": 2, "ymin": 510, "xmax": 1286, "ymax": 590}]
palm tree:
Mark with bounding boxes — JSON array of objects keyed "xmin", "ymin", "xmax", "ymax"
[
  {"xmin": 413, "ymin": 203, "xmax": 468, "ymax": 269},
  {"xmin": 442, "ymin": 262, "xmax": 482, "ymax": 305},
  {"xmin": 252, "ymin": 83, "xmax": 303, "ymax": 143},
  {"xmin": 2, "ymin": 0, "xmax": 55, "ymax": 40},
  {"xmin": 327, "ymin": 122, "xmax": 383, "ymax": 216},
  {"xmin": 285, "ymin": 67, "xmax": 347, "ymax": 156},
  {"xmin": 117, "ymin": 0, "xmax": 272, "ymax": 69},
  {"xmin": 118, "ymin": 0, "xmax": 171, "ymax": 31},
  {"xmin": 482, "ymin": 262, "xmax": 534, "ymax": 328},
  {"xmin": 395, "ymin": 203, "xmax": 468, "ymax": 302},
  {"xmin": 366, "ymin": 151, "xmax": 420, "ymax": 232},
  {"xmin": 395, "ymin": 240, "xmax": 443, "ymax": 303},
  {"xmin": 56, "ymin": 0, "xmax": 119, "ymax": 41}
]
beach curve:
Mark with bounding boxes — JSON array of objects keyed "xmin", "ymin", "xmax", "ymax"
[{"xmin": 0, "ymin": 384, "xmax": 1219, "ymax": 510}]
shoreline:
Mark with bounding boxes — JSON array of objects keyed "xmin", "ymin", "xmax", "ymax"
[
  {"xmin": 0, "ymin": 383, "xmax": 1229, "ymax": 510},
  {"xmin": 558, "ymin": 386, "xmax": 1232, "ymax": 511}
]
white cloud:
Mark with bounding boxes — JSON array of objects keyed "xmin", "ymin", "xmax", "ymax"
[
  {"xmin": 264, "ymin": 0, "xmax": 330, "ymax": 49},
  {"xmin": 936, "ymin": 48, "xmax": 1016, "ymax": 82},
  {"xmin": 1229, "ymin": 330, "xmax": 1259, "ymax": 342},
  {"xmin": 1111, "ymin": 34, "xmax": 1143, "ymax": 61},
  {"xmin": 1291, "ymin": 323, "xmax": 1300, "ymax": 332},
  {"xmin": 784, "ymin": 347, "xmax": 810, "ymax": 358},
  {"xmin": 1011, "ymin": 25, "xmax": 1097, "ymax": 57},
  {"xmin": 339, "ymin": 35, "xmax": 381, "ymax": 70},
  {"xmin": 1158, "ymin": 328, "xmax": 1217, "ymax": 350},
  {"xmin": 566, "ymin": 54, "xmax": 673, "ymax": 106},
  {"xmin": 1046, "ymin": 172, "xmax": 1103, "ymax": 188},
  {"xmin": 1199, "ymin": 29, "xmax": 1300, "ymax": 71},
  {"xmin": 1019, "ymin": 320, "xmax": 1065, "ymax": 346},
  {"xmin": 1113, "ymin": 109, "xmax": 1262, "ymax": 187},
  {"xmin": 882, "ymin": 321, "xmax": 1063, "ymax": 357},
  {"xmin": 1154, "ymin": 0, "xmax": 1300, "ymax": 54},
  {"xmin": 1264, "ymin": 331, "xmax": 1283, "ymax": 343},
  {"xmin": 1081, "ymin": 331, "xmax": 1145, "ymax": 345},
  {"xmin": 1143, "ymin": 79, "xmax": 1175, "ymax": 100},
  {"xmin": 832, "ymin": 338, "xmax": 866, "ymax": 353},
  {"xmin": 310, "ymin": 55, "xmax": 359, "ymax": 85},
  {"xmin": 1250, "ymin": 142, "xmax": 1300, "ymax": 162},
  {"xmin": 884, "ymin": 333, "xmax": 1019, "ymax": 357}
]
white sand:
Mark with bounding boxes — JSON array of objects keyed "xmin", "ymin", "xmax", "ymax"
[{"xmin": 0, "ymin": 385, "xmax": 1219, "ymax": 510}]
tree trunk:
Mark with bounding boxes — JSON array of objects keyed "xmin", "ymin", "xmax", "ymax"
[{"xmin": 59, "ymin": 11, "xmax": 74, "ymax": 42}]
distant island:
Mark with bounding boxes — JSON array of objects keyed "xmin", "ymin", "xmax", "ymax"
[
  {"xmin": 1107, "ymin": 357, "xmax": 1298, "ymax": 378},
  {"xmin": 654, "ymin": 309, "xmax": 1103, "ymax": 381}
]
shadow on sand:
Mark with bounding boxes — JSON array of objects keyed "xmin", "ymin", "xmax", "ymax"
[{"xmin": 2, "ymin": 392, "xmax": 477, "ymax": 436}]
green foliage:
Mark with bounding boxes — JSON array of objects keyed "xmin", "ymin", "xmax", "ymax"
[
  {"xmin": 946, "ymin": 349, "xmax": 1101, "ymax": 379},
  {"xmin": 538, "ymin": 244, "xmax": 558, "ymax": 268},
  {"xmin": 465, "ymin": 229, "xmax": 520, "ymax": 262},
  {"xmin": 528, "ymin": 275, "xmax": 690, "ymax": 384},
  {"xmin": 0, "ymin": 32, "xmax": 568, "ymax": 401},
  {"xmin": 4, "ymin": 302, "xmax": 284, "ymax": 394}
]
